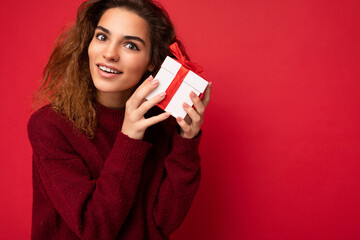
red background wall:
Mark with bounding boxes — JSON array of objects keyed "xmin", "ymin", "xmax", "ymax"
[{"xmin": 1, "ymin": 0, "xmax": 360, "ymax": 239}]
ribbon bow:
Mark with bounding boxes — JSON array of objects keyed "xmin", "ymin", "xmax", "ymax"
[{"xmin": 170, "ymin": 42, "xmax": 204, "ymax": 74}]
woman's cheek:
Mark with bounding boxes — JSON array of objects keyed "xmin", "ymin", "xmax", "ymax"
[{"xmin": 126, "ymin": 54, "xmax": 150, "ymax": 74}]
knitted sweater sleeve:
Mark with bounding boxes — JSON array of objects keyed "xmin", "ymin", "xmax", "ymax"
[
  {"xmin": 152, "ymin": 127, "xmax": 201, "ymax": 235},
  {"xmin": 27, "ymin": 110, "xmax": 151, "ymax": 240}
]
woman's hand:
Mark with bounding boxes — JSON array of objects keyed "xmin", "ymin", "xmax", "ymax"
[
  {"xmin": 176, "ymin": 82, "xmax": 212, "ymax": 139},
  {"xmin": 121, "ymin": 75, "xmax": 171, "ymax": 140}
]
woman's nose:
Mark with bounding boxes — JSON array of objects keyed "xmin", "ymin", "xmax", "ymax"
[{"xmin": 103, "ymin": 43, "xmax": 119, "ymax": 62}]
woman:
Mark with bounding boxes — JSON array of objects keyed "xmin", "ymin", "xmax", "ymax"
[{"xmin": 28, "ymin": 0, "xmax": 211, "ymax": 239}]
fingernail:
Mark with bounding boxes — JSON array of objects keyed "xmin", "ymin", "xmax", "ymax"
[
  {"xmin": 159, "ymin": 92, "xmax": 166, "ymax": 98},
  {"xmin": 209, "ymin": 82, "xmax": 212, "ymax": 87},
  {"xmin": 190, "ymin": 91, "xmax": 196, "ymax": 98},
  {"xmin": 147, "ymin": 75, "xmax": 154, "ymax": 81},
  {"xmin": 183, "ymin": 102, "xmax": 190, "ymax": 108},
  {"xmin": 152, "ymin": 79, "xmax": 159, "ymax": 85},
  {"xmin": 177, "ymin": 117, "xmax": 182, "ymax": 122}
]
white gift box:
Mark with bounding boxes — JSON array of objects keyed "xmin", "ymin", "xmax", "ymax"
[{"xmin": 146, "ymin": 56, "xmax": 208, "ymax": 119}]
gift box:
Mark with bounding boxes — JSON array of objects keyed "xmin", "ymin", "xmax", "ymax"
[{"xmin": 146, "ymin": 43, "xmax": 208, "ymax": 119}]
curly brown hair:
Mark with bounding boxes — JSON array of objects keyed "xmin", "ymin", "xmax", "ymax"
[{"xmin": 35, "ymin": 0, "xmax": 189, "ymax": 138}]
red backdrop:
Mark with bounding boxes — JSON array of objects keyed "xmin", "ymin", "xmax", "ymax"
[{"xmin": 1, "ymin": 0, "xmax": 360, "ymax": 239}]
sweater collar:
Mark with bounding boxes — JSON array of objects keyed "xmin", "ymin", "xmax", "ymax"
[{"xmin": 95, "ymin": 101, "xmax": 125, "ymax": 131}]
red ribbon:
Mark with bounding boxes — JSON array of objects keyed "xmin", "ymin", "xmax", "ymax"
[
  {"xmin": 157, "ymin": 42, "xmax": 204, "ymax": 111},
  {"xmin": 169, "ymin": 42, "xmax": 204, "ymax": 74}
]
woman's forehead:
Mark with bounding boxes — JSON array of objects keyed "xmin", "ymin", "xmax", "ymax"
[{"xmin": 98, "ymin": 8, "xmax": 150, "ymax": 42}]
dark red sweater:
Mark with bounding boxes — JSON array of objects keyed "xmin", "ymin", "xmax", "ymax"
[{"xmin": 27, "ymin": 103, "xmax": 201, "ymax": 240}]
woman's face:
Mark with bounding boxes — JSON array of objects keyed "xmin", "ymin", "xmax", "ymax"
[{"xmin": 88, "ymin": 7, "xmax": 153, "ymax": 102}]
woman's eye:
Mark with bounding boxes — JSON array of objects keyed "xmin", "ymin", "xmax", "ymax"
[
  {"xmin": 125, "ymin": 42, "xmax": 139, "ymax": 51},
  {"xmin": 96, "ymin": 34, "xmax": 107, "ymax": 41}
]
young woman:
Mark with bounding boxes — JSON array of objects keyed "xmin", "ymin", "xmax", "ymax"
[{"xmin": 28, "ymin": 0, "xmax": 211, "ymax": 239}]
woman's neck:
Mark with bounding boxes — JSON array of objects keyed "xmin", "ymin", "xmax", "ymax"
[{"xmin": 96, "ymin": 89, "xmax": 135, "ymax": 110}]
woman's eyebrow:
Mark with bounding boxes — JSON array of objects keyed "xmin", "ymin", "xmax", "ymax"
[
  {"xmin": 96, "ymin": 26, "xmax": 110, "ymax": 35},
  {"xmin": 96, "ymin": 25, "xmax": 146, "ymax": 46},
  {"xmin": 123, "ymin": 36, "xmax": 146, "ymax": 46}
]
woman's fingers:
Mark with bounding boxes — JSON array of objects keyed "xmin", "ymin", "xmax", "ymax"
[
  {"xmin": 176, "ymin": 117, "xmax": 192, "ymax": 135},
  {"xmin": 189, "ymin": 91, "xmax": 205, "ymax": 116},
  {"xmin": 176, "ymin": 102, "xmax": 201, "ymax": 139},
  {"xmin": 187, "ymin": 82, "xmax": 212, "ymax": 119},
  {"xmin": 183, "ymin": 102, "xmax": 202, "ymax": 128},
  {"xmin": 177, "ymin": 82, "xmax": 212, "ymax": 139},
  {"xmin": 126, "ymin": 75, "xmax": 159, "ymax": 110},
  {"xmin": 122, "ymin": 75, "xmax": 171, "ymax": 140},
  {"xmin": 143, "ymin": 112, "xmax": 171, "ymax": 128},
  {"xmin": 201, "ymin": 82, "xmax": 212, "ymax": 109},
  {"xmin": 125, "ymin": 78, "xmax": 212, "ymax": 140},
  {"xmin": 137, "ymin": 92, "xmax": 166, "ymax": 116}
]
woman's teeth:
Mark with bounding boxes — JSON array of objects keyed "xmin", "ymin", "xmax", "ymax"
[{"xmin": 98, "ymin": 65, "xmax": 121, "ymax": 74}]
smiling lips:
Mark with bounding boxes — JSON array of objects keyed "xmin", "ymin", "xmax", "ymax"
[{"xmin": 97, "ymin": 64, "xmax": 122, "ymax": 75}]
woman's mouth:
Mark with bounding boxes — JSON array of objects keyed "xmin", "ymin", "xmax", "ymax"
[{"xmin": 97, "ymin": 65, "xmax": 122, "ymax": 74}]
